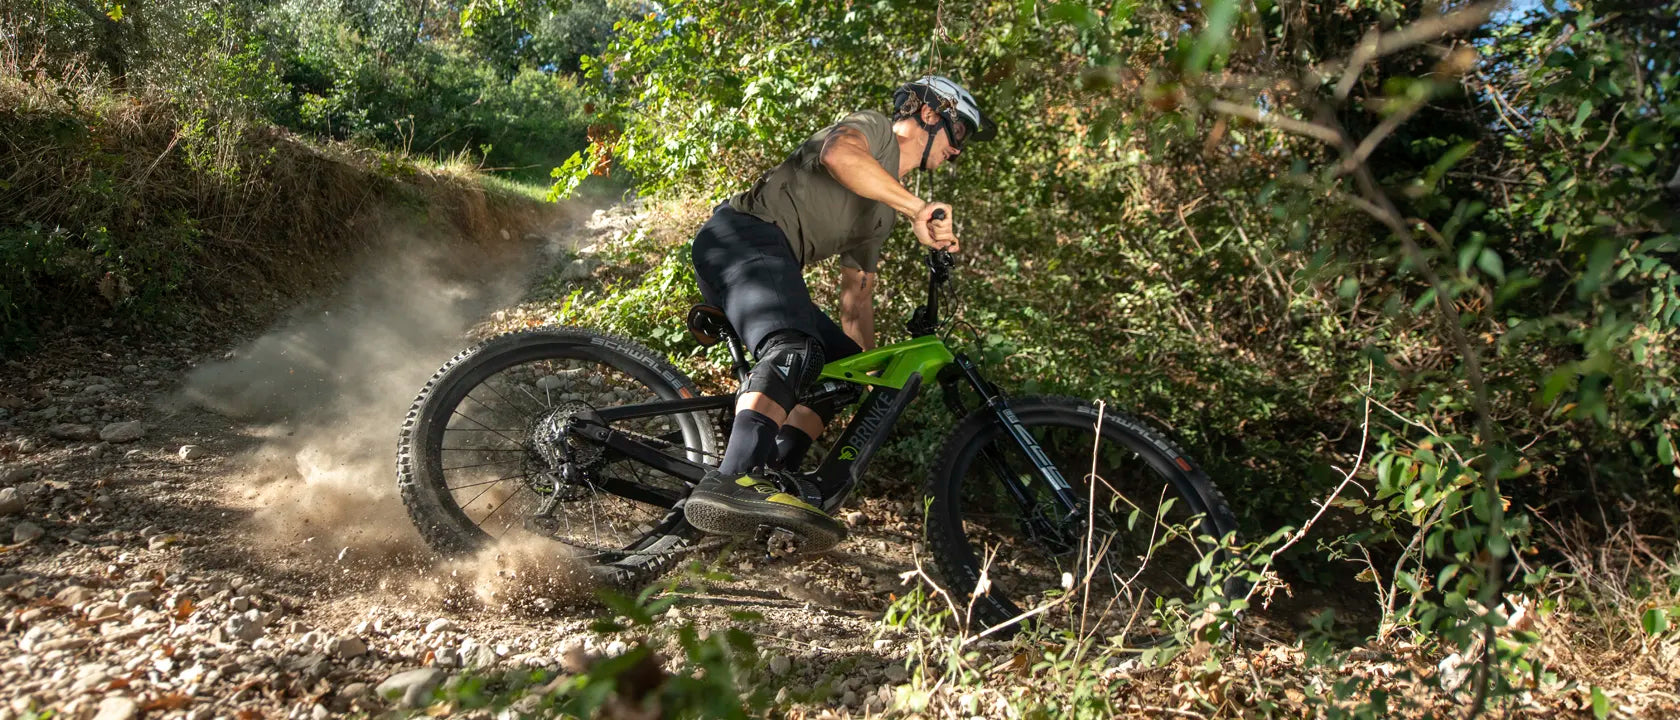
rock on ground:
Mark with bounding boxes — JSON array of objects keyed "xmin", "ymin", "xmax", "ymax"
[
  {"xmin": 92, "ymin": 695, "xmax": 138, "ymax": 720},
  {"xmin": 47, "ymin": 423, "xmax": 95, "ymax": 440},
  {"xmin": 0, "ymin": 486, "xmax": 24, "ymax": 515},
  {"xmin": 329, "ymin": 635, "xmax": 367, "ymax": 658},
  {"xmin": 377, "ymin": 668, "xmax": 447, "ymax": 709},
  {"xmin": 98, "ymin": 421, "xmax": 146, "ymax": 442},
  {"xmin": 13, "ymin": 521, "xmax": 44, "ymax": 543}
]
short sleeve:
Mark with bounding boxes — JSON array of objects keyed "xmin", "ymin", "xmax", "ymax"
[
  {"xmin": 833, "ymin": 111, "xmax": 897, "ymax": 167},
  {"xmin": 841, "ymin": 243, "xmax": 881, "ymax": 274}
]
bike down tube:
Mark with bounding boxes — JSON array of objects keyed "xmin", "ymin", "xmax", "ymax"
[{"xmin": 951, "ymin": 353, "xmax": 1084, "ymax": 515}]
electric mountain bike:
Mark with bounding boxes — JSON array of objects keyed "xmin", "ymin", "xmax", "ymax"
[{"xmin": 397, "ymin": 245, "xmax": 1240, "ymax": 636}]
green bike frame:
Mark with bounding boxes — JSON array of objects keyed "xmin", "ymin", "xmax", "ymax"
[
  {"xmin": 817, "ymin": 335, "xmax": 954, "ymax": 390},
  {"xmin": 580, "ymin": 248, "xmax": 1082, "ymax": 517}
]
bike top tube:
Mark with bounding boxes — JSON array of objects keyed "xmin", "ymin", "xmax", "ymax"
[{"xmin": 817, "ymin": 335, "xmax": 954, "ymax": 391}]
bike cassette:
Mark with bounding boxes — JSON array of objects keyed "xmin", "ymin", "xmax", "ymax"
[{"xmin": 532, "ymin": 400, "xmax": 602, "ymax": 469}]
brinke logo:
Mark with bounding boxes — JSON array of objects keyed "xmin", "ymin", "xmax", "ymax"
[{"xmin": 839, "ymin": 393, "xmax": 897, "ymax": 463}]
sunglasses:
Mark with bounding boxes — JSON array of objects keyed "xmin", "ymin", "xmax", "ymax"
[{"xmin": 945, "ymin": 117, "xmax": 971, "ymax": 150}]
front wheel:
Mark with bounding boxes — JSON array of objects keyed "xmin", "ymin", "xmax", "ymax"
[{"xmin": 925, "ymin": 396, "xmax": 1239, "ymax": 642}]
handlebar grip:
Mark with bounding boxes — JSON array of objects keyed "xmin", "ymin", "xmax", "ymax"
[{"xmin": 929, "ymin": 208, "xmax": 952, "ymax": 263}]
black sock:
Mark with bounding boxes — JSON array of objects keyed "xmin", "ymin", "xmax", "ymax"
[
  {"xmin": 718, "ymin": 409, "xmax": 780, "ymax": 476},
  {"xmin": 770, "ymin": 425, "xmax": 816, "ymax": 472}
]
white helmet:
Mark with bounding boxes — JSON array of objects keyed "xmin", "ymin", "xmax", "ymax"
[{"xmin": 893, "ymin": 75, "xmax": 996, "ymax": 147}]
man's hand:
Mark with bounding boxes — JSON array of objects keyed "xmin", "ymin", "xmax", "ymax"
[{"xmin": 912, "ymin": 202, "xmax": 959, "ymax": 252}]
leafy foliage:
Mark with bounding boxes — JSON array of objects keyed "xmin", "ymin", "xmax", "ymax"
[{"xmin": 549, "ymin": 0, "xmax": 1676, "ymax": 712}]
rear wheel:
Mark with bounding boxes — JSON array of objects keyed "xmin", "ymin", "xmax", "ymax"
[
  {"xmin": 925, "ymin": 396, "xmax": 1239, "ymax": 642},
  {"xmin": 397, "ymin": 328, "xmax": 719, "ymax": 588}
]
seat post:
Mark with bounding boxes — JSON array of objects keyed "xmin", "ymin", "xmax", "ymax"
[{"xmin": 724, "ymin": 331, "xmax": 751, "ymax": 385}]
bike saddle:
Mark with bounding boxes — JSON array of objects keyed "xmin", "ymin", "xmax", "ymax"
[{"xmin": 686, "ymin": 304, "xmax": 737, "ymax": 347}]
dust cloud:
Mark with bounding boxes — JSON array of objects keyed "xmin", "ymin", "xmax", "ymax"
[
  {"xmin": 177, "ymin": 210, "xmax": 602, "ymax": 609},
  {"xmin": 419, "ymin": 534, "xmax": 600, "ymax": 612}
]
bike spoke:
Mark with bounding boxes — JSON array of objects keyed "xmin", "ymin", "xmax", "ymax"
[
  {"xmin": 446, "ymin": 469, "xmax": 524, "ymax": 490},
  {"xmin": 441, "ymin": 457, "xmax": 522, "ymax": 472},
  {"xmin": 447, "ymin": 409, "xmax": 532, "ymax": 449},
  {"xmin": 479, "ymin": 485, "xmax": 527, "ymax": 536}
]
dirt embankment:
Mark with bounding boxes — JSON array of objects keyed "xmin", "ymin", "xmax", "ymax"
[{"xmin": 0, "ymin": 78, "xmax": 558, "ymax": 353}]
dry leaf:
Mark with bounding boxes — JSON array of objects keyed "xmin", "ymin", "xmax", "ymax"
[
  {"xmin": 174, "ymin": 597, "xmax": 196, "ymax": 621},
  {"xmin": 142, "ymin": 693, "xmax": 192, "ymax": 712}
]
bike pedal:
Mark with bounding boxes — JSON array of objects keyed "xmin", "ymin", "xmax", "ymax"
[{"xmin": 756, "ymin": 526, "xmax": 803, "ymax": 560}]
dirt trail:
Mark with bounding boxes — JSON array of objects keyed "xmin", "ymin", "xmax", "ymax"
[{"xmin": 0, "ymin": 203, "xmax": 927, "ymax": 720}]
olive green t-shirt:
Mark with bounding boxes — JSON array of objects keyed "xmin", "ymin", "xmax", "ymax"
[{"xmin": 729, "ymin": 110, "xmax": 900, "ymax": 273}]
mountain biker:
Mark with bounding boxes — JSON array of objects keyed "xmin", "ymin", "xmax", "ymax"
[{"xmin": 682, "ymin": 76, "xmax": 995, "ymax": 550}]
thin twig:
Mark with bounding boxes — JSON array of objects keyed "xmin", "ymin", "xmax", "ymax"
[{"xmin": 1241, "ymin": 362, "xmax": 1375, "ymax": 608}]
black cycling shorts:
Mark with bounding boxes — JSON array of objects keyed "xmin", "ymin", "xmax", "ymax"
[{"xmin": 691, "ymin": 204, "xmax": 863, "ymax": 363}]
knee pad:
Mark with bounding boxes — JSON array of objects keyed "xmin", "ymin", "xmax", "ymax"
[{"xmin": 742, "ymin": 331, "xmax": 825, "ymax": 412}]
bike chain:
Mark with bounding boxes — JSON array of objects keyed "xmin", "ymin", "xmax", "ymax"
[
  {"xmin": 530, "ymin": 409, "xmax": 817, "ymax": 564},
  {"xmin": 597, "ymin": 419, "xmax": 724, "ymax": 463},
  {"xmin": 534, "ymin": 419, "xmax": 726, "ymax": 560}
]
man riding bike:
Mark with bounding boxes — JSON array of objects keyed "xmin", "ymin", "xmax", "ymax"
[{"xmin": 682, "ymin": 76, "xmax": 996, "ymax": 551}]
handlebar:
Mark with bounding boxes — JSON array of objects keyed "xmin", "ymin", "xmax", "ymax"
[{"xmin": 908, "ymin": 209, "xmax": 954, "ymax": 337}]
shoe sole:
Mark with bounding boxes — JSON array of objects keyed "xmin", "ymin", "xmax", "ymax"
[{"xmin": 684, "ymin": 491, "xmax": 844, "ymax": 553}]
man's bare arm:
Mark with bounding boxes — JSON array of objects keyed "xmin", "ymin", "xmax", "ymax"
[
  {"xmin": 821, "ymin": 127, "xmax": 923, "ymax": 216},
  {"xmin": 839, "ymin": 266, "xmax": 876, "ymax": 351},
  {"xmin": 821, "ymin": 126, "xmax": 958, "ymax": 251}
]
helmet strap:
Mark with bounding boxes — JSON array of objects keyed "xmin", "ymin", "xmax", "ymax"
[{"xmin": 917, "ymin": 116, "xmax": 949, "ymax": 171}]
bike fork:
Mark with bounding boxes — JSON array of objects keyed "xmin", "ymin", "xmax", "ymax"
[{"xmin": 947, "ymin": 355, "xmax": 1084, "ymax": 518}]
